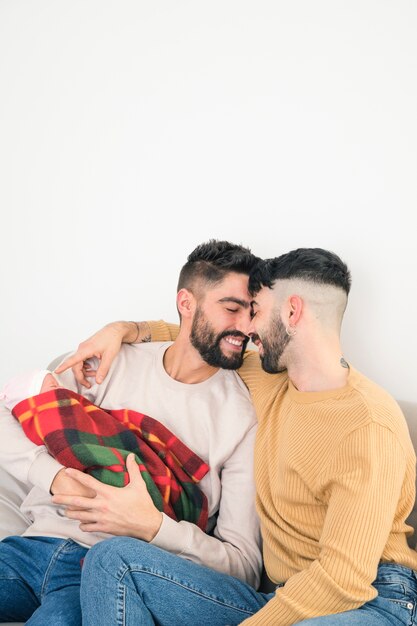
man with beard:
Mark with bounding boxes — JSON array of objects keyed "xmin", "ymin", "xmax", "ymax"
[
  {"xmin": 59, "ymin": 247, "xmax": 417, "ymax": 626},
  {"xmin": 0, "ymin": 240, "xmax": 263, "ymax": 625}
]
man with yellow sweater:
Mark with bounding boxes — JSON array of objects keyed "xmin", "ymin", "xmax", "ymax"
[{"xmin": 57, "ymin": 247, "xmax": 417, "ymax": 625}]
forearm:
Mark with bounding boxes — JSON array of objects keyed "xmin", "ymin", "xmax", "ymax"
[
  {"xmin": 120, "ymin": 321, "xmax": 151, "ymax": 344},
  {"xmin": 152, "ymin": 424, "xmax": 262, "ymax": 588},
  {"xmin": 152, "ymin": 514, "xmax": 260, "ymax": 587}
]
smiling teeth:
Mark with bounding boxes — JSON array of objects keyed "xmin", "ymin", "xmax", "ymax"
[{"xmin": 225, "ymin": 337, "xmax": 242, "ymax": 346}]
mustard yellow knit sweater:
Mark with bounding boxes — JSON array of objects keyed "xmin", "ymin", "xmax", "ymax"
[{"xmin": 150, "ymin": 321, "xmax": 417, "ymax": 625}]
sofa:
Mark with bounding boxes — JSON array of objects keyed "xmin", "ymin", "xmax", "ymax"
[{"xmin": 1, "ymin": 365, "xmax": 416, "ymax": 626}]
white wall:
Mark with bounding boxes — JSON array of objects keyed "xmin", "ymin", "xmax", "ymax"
[{"xmin": 1, "ymin": 0, "xmax": 416, "ymax": 403}]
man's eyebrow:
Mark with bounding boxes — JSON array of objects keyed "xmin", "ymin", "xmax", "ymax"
[{"xmin": 218, "ymin": 297, "xmax": 251, "ymax": 308}]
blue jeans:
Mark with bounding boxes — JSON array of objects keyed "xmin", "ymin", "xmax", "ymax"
[
  {"xmin": 81, "ymin": 537, "xmax": 417, "ymax": 626},
  {"xmin": 297, "ymin": 563, "xmax": 417, "ymax": 625},
  {"xmin": 80, "ymin": 536, "xmax": 273, "ymax": 625},
  {"xmin": 0, "ymin": 535, "xmax": 87, "ymax": 625}
]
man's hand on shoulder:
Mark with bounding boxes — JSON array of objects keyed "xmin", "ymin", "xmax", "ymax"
[{"xmin": 54, "ymin": 321, "xmax": 150, "ymax": 387}]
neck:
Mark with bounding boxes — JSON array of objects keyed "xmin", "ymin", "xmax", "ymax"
[
  {"xmin": 164, "ymin": 329, "xmax": 219, "ymax": 384},
  {"xmin": 286, "ymin": 336, "xmax": 349, "ymax": 393}
]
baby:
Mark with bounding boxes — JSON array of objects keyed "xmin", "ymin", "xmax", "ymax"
[
  {"xmin": 1, "ymin": 369, "xmax": 61, "ymax": 412},
  {"xmin": 0, "ymin": 368, "xmax": 209, "ymax": 528},
  {"xmin": 0, "ymin": 368, "xmax": 210, "ymax": 626}
]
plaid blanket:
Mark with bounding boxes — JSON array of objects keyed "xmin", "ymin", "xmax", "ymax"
[{"xmin": 12, "ymin": 388, "xmax": 210, "ymax": 530}]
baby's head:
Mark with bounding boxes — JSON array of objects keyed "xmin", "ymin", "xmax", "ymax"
[
  {"xmin": 40, "ymin": 372, "xmax": 61, "ymax": 394},
  {"xmin": 0, "ymin": 369, "xmax": 61, "ymax": 412}
]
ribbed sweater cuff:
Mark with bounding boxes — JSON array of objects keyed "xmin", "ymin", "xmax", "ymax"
[{"xmin": 151, "ymin": 513, "xmax": 191, "ymax": 555}]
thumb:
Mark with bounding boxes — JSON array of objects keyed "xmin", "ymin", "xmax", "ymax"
[{"xmin": 126, "ymin": 453, "xmax": 143, "ymax": 486}]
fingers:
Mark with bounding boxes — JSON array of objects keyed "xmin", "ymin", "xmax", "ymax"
[
  {"xmin": 50, "ymin": 468, "xmax": 96, "ymax": 498},
  {"xmin": 52, "ymin": 493, "xmax": 96, "ymax": 508},
  {"xmin": 55, "ymin": 351, "xmax": 96, "ymax": 389},
  {"xmin": 54, "ymin": 497, "xmax": 114, "ymax": 534},
  {"xmin": 64, "ymin": 468, "xmax": 104, "ymax": 492},
  {"xmin": 54, "ymin": 354, "xmax": 78, "ymax": 375},
  {"xmin": 54, "ymin": 349, "xmax": 90, "ymax": 374},
  {"xmin": 79, "ymin": 523, "xmax": 102, "ymax": 532},
  {"xmin": 65, "ymin": 509, "xmax": 98, "ymax": 521},
  {"xmin": 54, "ymin": 324, "xmax": 127, "ymax": 386},
  {"xmin": 73, "ymin": 362, "xmax": 92, "ymax": 388},
  {"xmin": 95, "ymin": 350, "xmax": 117, "ymax": 384}
]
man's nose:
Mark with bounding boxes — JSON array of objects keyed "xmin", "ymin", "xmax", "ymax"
[
  {"xmin": 247, "ymin": 318, "xmax": 256, "ymax": 337},
  {"xmin": 235, "ymin": 311, "xmax": 252, "ymax": 336}
]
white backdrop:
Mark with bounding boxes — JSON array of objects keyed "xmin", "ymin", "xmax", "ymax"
[{"xmin": 1, "ymin": 1, "xmax": 416, "ymax": 403}]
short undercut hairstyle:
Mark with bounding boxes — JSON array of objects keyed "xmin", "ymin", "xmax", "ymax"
[
  {"xmin": 177, "ymin": 240, "xmax": 260, "ymax": 294},
  {"xmin": 249, "ymin": 248, "xmax": 351, "ymax": 296}
]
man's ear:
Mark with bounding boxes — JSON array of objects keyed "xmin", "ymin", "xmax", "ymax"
[
  {"xmin": 176, "ymin": 288, "xmax": 195, "ymax": 319},
  {"xmin": 286, "ymin": 295, "xmax": 303, "ymax": 326}
]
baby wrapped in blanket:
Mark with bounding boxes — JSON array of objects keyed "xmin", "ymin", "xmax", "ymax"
[{"xmin": 1, "ymin": 369, "xmax": 209, "ymax": 529}]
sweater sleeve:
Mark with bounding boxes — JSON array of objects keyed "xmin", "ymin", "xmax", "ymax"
[
  {"xmin": 0, "ymin": 400, "xmax": 64, "ymax": 493},
  {"xmin": 241, "ymin": 423, "xmax": 407, "ymax": 625},
  {"xmin": 148, "ymin": 320, "xmax": 180, "ymax": 341},
  {"xmin": 0, "ymin": 357, "xmax": 104, "ymax": 494},
  {"xmin": 150, "ymin": 422, "xmax": 262, "ymax": 587}
]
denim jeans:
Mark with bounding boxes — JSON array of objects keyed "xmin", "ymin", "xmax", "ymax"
[
  {"xmin": 0, "ymin": 535, "xmax": 87, "ymax": 625},
  {"xmin": 81, "ymin": 537, "xmax": 417, "ymax": 626},
  {"xmin": 297, "ymin": 563, "xmax": 417, "ymax": 625},
  {"xmin": 80, "ymin": 536, "xmax": 273, "ymax": 625}
]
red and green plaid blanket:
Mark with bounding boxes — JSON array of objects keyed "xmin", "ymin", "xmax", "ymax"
[{"xmin": 12, "ymin": 388, "xmax": 209, "ymax": 530}]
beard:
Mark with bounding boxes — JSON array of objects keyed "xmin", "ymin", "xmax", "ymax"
[
  {"xmin": 253, "ymin": 314, "xmax": 290, "ymax": 374},
  {"xmin": 190, "ymin": 307, "xmax": 249, "ymax": 370}
]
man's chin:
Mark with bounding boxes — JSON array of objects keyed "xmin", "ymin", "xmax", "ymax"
[
  {"xmin": 260, "ymin": 355, "xmax": 286, "ymax": 374},
  {"xmin": 219, "ymin": 352, "xmax": 244, "ymax": 370},
  {"xmin": 219, "ymin": 342, "xmax": 247, "ymax": 367},
  {"xmin": 201, "ymin": 348, "xmax": 244, "ymax": 370}
]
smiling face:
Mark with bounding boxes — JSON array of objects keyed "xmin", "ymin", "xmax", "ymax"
[
  {"xmin": 190, "ymin": 272, "xmax": 252, "ymax": 369},
  {"xmin": 249, "ymin": 286, "xmax": 291, "ymax": 373}
]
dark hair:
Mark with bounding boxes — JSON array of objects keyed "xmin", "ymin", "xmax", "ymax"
[
  {"xmin": 177, "ymin": 240, "xmax": 260, "ymax": 293},
  {"xmin": 249, "ymin": 248, "xmax": 351, "ymax": 295}
]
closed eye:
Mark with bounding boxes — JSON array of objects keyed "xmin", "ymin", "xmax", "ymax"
[{"xmin": 226, "ymin": 308, "xmax": 239, "ymax": 313}]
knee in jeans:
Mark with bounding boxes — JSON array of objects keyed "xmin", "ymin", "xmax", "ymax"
[{"xmin": 84, "ymin": 537, "xmax": 150, "ymax": 573}]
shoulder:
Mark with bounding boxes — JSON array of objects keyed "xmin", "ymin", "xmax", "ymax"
[
  {"xmin": 204, "ymin": 370, "xmax": 258, "ymax": 429},
  {"xmin": 348, "ymin": 368, "xmax": 406, "ymax": 431},
  {"xmin": 324, "ymin": 368, "xmax": 412, "ymax": 457},
  {"xmin": 117, "ymin": 341, "xmax": 171, "ymax": 365},
  {"xmin": 211, "ymin": 367, "xmax": 253, "ymax": 403},
  {"xmin": 82, "ymin": 342, "xmax": 171, "ymax": 399}
]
